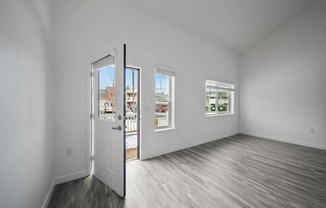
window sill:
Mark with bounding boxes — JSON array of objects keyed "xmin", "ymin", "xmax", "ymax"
[
  {"xmin": 154, "ymin": 127, "xmax": 175, "ymax": 133},
  {"xmin": 205, "ymin": 113, "xmax": 234, "ymax": 117}
]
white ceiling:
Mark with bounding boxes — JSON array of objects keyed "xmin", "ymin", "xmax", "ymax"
[{"xmin": 122, "ymin": 0, "xmax": 318, "ymax": 55}]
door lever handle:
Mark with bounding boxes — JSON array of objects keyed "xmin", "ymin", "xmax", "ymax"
[{"xmin": 112, "ymin": 125, "xmax": 122, "ymax": 131}]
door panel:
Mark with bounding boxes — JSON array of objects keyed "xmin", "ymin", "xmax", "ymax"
[{"xmin": 91, "ymin": 44, "xmax": 126, "ymax": 197}]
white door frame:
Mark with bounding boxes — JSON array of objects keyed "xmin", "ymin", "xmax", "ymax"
[{"xmin": 125, "ymin": 65, "xmax": 142, "ymax": 160}]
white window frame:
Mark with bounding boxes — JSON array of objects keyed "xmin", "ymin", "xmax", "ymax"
[
  {"xmin": 205, "ymin": 80, "xmax": 235, "ymax": 116},
  {"xmin": 155, "ymin": 68, "xmax": 175, "ymax": 130}
]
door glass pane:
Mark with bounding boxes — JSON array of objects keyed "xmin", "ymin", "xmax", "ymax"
[
  {"xmin": 125, "ymin": 68, "xmax": 138, "ymax": 132},
  {"xmin": 98, "ymin": 64, "xmax": 116, "ymax": 121},
  {"xmin": 125, "ymin": 67, "xmax": 139, "ymax": 162}
]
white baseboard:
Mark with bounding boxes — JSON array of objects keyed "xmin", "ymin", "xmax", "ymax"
[
  {"xmin": 240, "ymin": 131, "xmax": 326, "ymax": 150},
  {"xmin": 141, "ymin": 131, "xmax": 238, "ymax": 160},
  {"xmin": 42, "ymin": 180, "xmax": 55, "ymax": 208},
  {"xmin": 55, "ymin": 170, "xmax": 90, "ymax": 185}
]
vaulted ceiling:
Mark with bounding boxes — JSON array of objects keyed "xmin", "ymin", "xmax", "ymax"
[{"xmin": 122, "ymin": 0, "xmax": 318, "ymax": 55}]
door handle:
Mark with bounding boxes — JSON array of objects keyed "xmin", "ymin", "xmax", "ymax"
[{"xmin": 112, "ymin": 125, "xmax": 122, "ymax": 131}]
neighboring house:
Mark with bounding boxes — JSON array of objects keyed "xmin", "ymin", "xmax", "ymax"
[
  {"xmin": 126, "ymin": 88, "xmax": 137, "ymax": 112},
  {"xmin": 155, "ymin": 92, "xmax": 169, "ymax": 101},
  {"xmin": 99, "ymin": 87, "xmax": 138, "ymax": 114},
  {"xmin": 99, "ymin": 87, "xmax": 115, "ymax": 114}
]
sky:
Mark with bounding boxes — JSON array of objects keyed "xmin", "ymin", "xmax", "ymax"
[
  {"xmin": 125, "ymin": 67, "xmax": 138, "ymax": 89},
  {"xmin": 155, "ymin": 74, "xmax": 169, "ymax": 94},
  {"xmin": 99, "ymin": 65, "xmax": 115, "ymax": 89}
]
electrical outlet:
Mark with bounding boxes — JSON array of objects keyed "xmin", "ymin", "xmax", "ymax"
[
  {"xmin": 66, "ymin": 148, "xmax": 72, "ymax": 156},
  {"xmin": 309, "ymin": 128, "xmax": 315, "ymax": 134}
]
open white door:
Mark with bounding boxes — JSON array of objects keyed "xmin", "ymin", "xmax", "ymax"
[{"xmin": 91, "ymin": 44, "xmax": 126, "ymax": 197}]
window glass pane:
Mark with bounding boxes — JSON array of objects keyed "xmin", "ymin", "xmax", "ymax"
[
  {"xmin": 217, "ymin": 91, "xmax": 230, "ymax": 113},
  {"xmin": 155, "ymin": 74, "xmax": 170, "ymax": 101},
  {"xmin": 205, "ymin": 88, "xmax": 216, "ymax": 113},
  {"xmin": 155, "ymin": 71, "xmax": 173, "ymax": 129},
  {"xmin": 98, "ymin": 65, "xmax": 116, "ymax": 121},
  {"xmin": 205, "ymin": 80, "xmax": 234, "ymax": 115},
  {"xmin": 155, "ymin": 101, "xmax": 169, "ymax": 128}
]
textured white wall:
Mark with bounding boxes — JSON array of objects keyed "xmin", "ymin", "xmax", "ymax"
[
  {"xmin": 53, "ymin": 0, "xmax": 239, "ymax": 181},
  {"xmin": 0, "ymin": 0, "xmax": 55, "ymax": 207},
  {"xmin": 240, "ymin": 0, "xmax": 326, "ymax": 149}
]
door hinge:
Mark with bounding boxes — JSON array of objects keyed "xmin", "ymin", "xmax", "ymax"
[
  {"xmin": 90, "ymin": 114, "xmax": 94, "ymax": 119},
  {"xmin": 90, "ymin": 71, "xmax": 94, "ymax": 77},
  {"xmin": 90, "ymin": 155, "xmax": 94, "ymax": 161}
]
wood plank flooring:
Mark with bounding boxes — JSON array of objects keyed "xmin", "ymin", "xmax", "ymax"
[{"xmin": 48, "ymin": 134, "xmax": 326, "ymax": 208}]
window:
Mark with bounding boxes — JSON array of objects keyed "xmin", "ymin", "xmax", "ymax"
[
  {"xmin": 95, "ymin": 55, "xmax": 116, "ymax": 121},
  {"xmin": 205, "ymin": 80, "xmax": 234, "ymax": 116},
  {"xmin": 155, "ymin": 69, "xmax": 175, "ymax": 129}
]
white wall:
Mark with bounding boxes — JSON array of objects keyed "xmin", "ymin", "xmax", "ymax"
[
  {"xmin": 0, "ymin": 0, "xmax": 55, "ymax": 207},
  {"xmin": 53, "ymin": 0, "xmax": 239, "ymax": 181},
  {"xmin": 240, "ymin": 0, "xmax": 326, "ymax": 149}
]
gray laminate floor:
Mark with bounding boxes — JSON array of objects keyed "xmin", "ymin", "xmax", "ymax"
[{"xmin": 48, "ymin": 134, "xmax": 326, "ymax": 208}]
